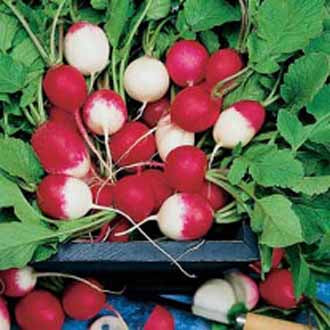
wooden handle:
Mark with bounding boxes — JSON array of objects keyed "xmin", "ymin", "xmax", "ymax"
[{"xmin": 243, "ymin": 313, "xmax": 312, "ymax": 330}]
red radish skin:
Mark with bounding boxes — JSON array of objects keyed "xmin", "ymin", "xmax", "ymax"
[
  {"xmin": 206, "ymin": 49, "xmax": 244, "ymax": 89},
  {"xmin": 166, "ymin": 40, "xmax": 209, "ymax": 87},
  {"xmin": 200, "ymin": 181, "xmax": 228, "ymax": 211},
  {"xmin": 142, "ymin": 98, "xmax": 170, "ymax": 127},
  {"xmin": 37, "ymin": 174, "xmax": 93, "ymax": 219},
  {"xmin": 43, "ymin": 65, "xmax": 87, "ymax": 112},
  {"xmin": 0, "ymin": 297, "xmax": 10, "ymax": 330},
  {"xmin": 158, "ymin": 193, "xmax": 213, "ymax": 240},
  {"xmin": 49, "ymin": 107, "xmax": 77, "ymax": 131},
  {"xmin": 144, "ymin": 305, "xmax": 175, "ymax": 330},
  {"xmin": 108, "ymin": 218, "xmax": 131, "ymax": 242},
  {"xmin": 15, "ymin": 290, "xmax": 65, "ymax": 330},
  {"xmin": 171, "ymin": 86, "xmax": 221, "ymax": 132},
  {"xmin": 165, "ymin": 146, "xmax": 208, "ymax": 193},
  {"xmin": 252, "ymin": 248, "xmax": 285, "ymax": 273},
  {"xmin": 83, "ymin": 89, "xmax": 127, "ymax": 135},
  {"xmin": 0, "ymin": 267, "xmax": 36, "ymax": 297},
  {"xmin": 109, "ymin": 122, "xmax": 156, "ymax": 167},
  {"xmin": 213, "ymin": 100, "xmax": 266, "ymax": 149},
  {"xmin": 91, "ymin": 183, "xmax": 113, "ymax": 207},
  {"xmin": 81, "ymin": 164, "xmax": 101, "ymax": 185},
  {"xmin": 63, "ymin": 279, "xmax": 106, "ymax": 320},
  {"xmin": 113, "ymin": 175, "xmax": 155, "ymax": 222},
  {"xmin": 32, "ymin": 120, "xmax": 90, "ymax": 178}
]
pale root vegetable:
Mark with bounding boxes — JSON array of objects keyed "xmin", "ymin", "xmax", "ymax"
[
  {"xmin": 108, "ymin": 218, "xmax": 130, "ymax": 242},
  {"xmin": 142, "ymin": 98, "xmax": 170, "ymax": 127},
  {"xmin": 155, "ymin": 115, "xmax": 195, "ymax": 161},
  {"xmin": 225, "ymin": 272, "xmax": 259, "ymax": 310},
  {"xmin": 90, "ymin": 316, "xmax": 124, "ymax": 330},
  {"xmin": 32, "ymin": 120, "xmax": 90, "ymax": 178},
  {"xmin": 91, "ymin": 183, "xmax": 113, "ymax": 207},
  {"xmin": 171, "ymin": 86, "xmax": 221, "ymax": 132},
  {"xmin": 15, "ymin": 290, "xmax": 65, "ymax": 330},
  {"xmin": 199, "ymin": 181, "xmax": 228, "ymax": 211},
  {"xmin": 164, "ymin": 146, "xmax": 207, "ymax": 193},
  {"xmin": 213, "ymin": 100, "xmax": 266, "ymax": 149},
  {"xmin": 124, "ymin": 55, "xmax": 170, "ymax": 103},
  {"xmin": 166, "ymin": 40, "xmax": 209, "ymax": 87},
  {"xmin": 64, "ymin": 22, "xmax": 110, "ymax": 75},
  {"xmin": 0, "ymin": 297, "xmax": 10, "ymax": 330},
  {"xmin": 206, "ymin": 49, "xmax": 244, "ymax": 89},
  {"xmin": 49, "ymin": 107, "xmax": 77, "ymax": 131},
  {"xmin": 37, "ymin": 174, "xmax": 93, "ymax": 219},
  {"xmin": 43, "ymin": 65, "xmax": 87, "ymax": 112},
  {"xmin": 144, "ymin": 305, "xmax": 175, "ymax": 330},
  {"xmin": 83, "ymin": 89, "xmax": 127, "ymax": 135}
]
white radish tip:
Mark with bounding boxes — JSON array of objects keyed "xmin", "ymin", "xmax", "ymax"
[{"xmin": 89, "ymin": 316, "xmax": 124, "ymax": 330}]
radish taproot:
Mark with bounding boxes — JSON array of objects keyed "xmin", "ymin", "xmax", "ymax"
[
  {"xmin": 155, "ymin": 115, "xmax": 195, "ymax": 161},
  {"xmin": 200, "ymin": 181, "xmax": 228, "ymax": 211},
  {"xmin": 0, "ymin": 297, "xmax": 10, "ymax": 330},
  {"xmin": 143, "ymin": 98, "xmax": 170, "ymax": 127},
  {"xmin": 15, "ymin": 290, "xmax": 65, "ymax": 330},
  {"xmin": 91, "ymin": 183, "xmax": 113, "ymax": 207},
  {"xmin": 43, "ymin": 65, "xmax": 87, "ymax": 112},
  {"xmin": 164, "ymin": 145, "xmax": 207, "ymax": 193},
  {"xmin": 32, "ymin": 120, "xmax": 90, "ymax": 178},
  {"xmin": 64, "ymin": 22, "xmax": 110, "ymax": 76},
  {"xmin": 144, "ymin": 305, "xmax": 175, "ymax": 330},
  {"xmin": 166, "ymin": 40, "xmax": 209, "ymax": 87},
  {"xmin": 37, "ymin": 174, "xmax": 93, "ymax": 219}
]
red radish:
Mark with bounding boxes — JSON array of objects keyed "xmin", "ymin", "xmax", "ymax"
[
  {"xmin": 0, "ymin": 297, "xmax": 10, "ymax": 330},
  {"xmin": 32, "ymin": 120, "xmax": 90, "ymax": 178},
  {"xmin": 166, "ymin": 40, "xmax": 209, "ymax": 87},
  {"xmin": 43, "ymin": 65, "xmax": 87, "ymax": 112},
  {"xmin": 171, "ymin": 86, "xmax": 221, "ymax": 132},
  {"xmin": 142, "ymin": 98, "xmax": 170, "ymax": 127},
  {"xmin": 157, "ymin": 193, "xmax": 213, "ymax": 240},
  {"xmin": 164, "ymin": 146, "xmax": 207, "ymax": 193},
  {"xmin": 90, "ymin": 316, "xmax": 124, "ymax": 330},
  {"xmin": 15, "ymin": 290, "xmax": 65, "ymax": 330},
  {"xmin": 124, "ymin": 55, "xmax": 170, "ymax": 103},
  {"xmin": 81, "ymin": 163, "xmax": 101, "ymax": 185},
  {"xmin": 259, "ymin": 269, "xmax": 299, "ymax": 309},
  {"xmin": 64, "ymin": 22, "xmax": 110, "ymax": 76},
  {"xmin": 0, "ymin": 266, "xmax": 36, "ymax": 297},
  {"xmin": 141, "ymin": 169, "xmax": 173, "ymax": 211},
  {"xmin": 91, "ymin": 183, "xmax": 113, "ymax": 207},
  {"xmin": 82, "ymin": 89, "xmax": 127, "ymax": 135},
  {"xmin": 63, "ymin": 279, "xmax": 106, "ymax": 320},
  {"xmin": 213, "ymin": 100, "xmax": 266, "ymax": 149},
  {"xmin": 108, "ymin": 218, "xmax": 130, "ymax": 242},
  {"xmin": 144, "ymin": 305, "xmax": 175, "ymax": 330},
  {"xmin": 49, "ymin": 107, "xmax": 77, "ymax": 131},
  {"xmin": 206, "ymin": 49, "xmax": 244, "ymax": 89},
  {"xmin": 109, "ymin": 122, "xmax": 156, "ymax": 167},
  {"xmin": 200, "ymin": 181, "xmax": 228, "ymax": 211},
  {"xmin": 225, "ymin": 272, "xmax": 259, "ymax": 310},
  {"xmin": 155, "ymin": 115, "xmax": 195, "ymax": 161},
  {"xmin": 252, "ymin": 248, "xmax": 285, "ymax": 273},
  {"xmin": 37, "ymin": 174, "xmax": 93, "ymax": 219}
]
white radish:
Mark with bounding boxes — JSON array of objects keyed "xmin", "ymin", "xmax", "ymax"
[{"xmin": 89, "ymin": 316, "xmax": 125, "ymax": 330}]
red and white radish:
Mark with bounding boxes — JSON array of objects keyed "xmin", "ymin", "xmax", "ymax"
[
  {"xmin": 91, "ymin": 183, "xmax": 113, "ymax": 207},
  {"xmin": 43, "ymin": 65, "xmax": 87, "ymax": 112},
  {"xmin": 164, "ymin": 145, "xmax": 207, "ymax": 193},
  {"xmin": 37, "ymin": 174, "xmax": 93, "ymax": 219},
  {"xmin": 155, "ymin": 115, "xmax": 195, "ymax": 161},
  {"xmin": 166, "ymin": 40, "xmax": 209, "ymax": 87},
  {"xmin": 32, "ymin": 120, "xmax": 90, "ymax": 178},
  {"xmin": 171, "ymin": 86, "xmax": 221, "ymax": 132},
  {"xmin": 64, "ymin": 22, "xmax": 110, "ymax": 76},
  {"xmin": 0, "ymin": 297, "xmax": 10, "ymax": 330},
  {"xmin": 200, "ymin": 181, "xmax": 228, "ymax": 211},
  {"xmin": 90, "ymin": 315, "xmax": 124, "ymax": 330},
  {"xmin": 49, "ymin": 106, "xmax": 77, "ymax": 131},
  {"xmin": 213, "ymin": 100, "xmax": 266, "ymax": 149},
  {"xmin": 143, "ymin": 98, "xmax": 170, "ymax": 127},
  {"xmin": 15, "ymin": 290, "xmax": 65, "ymax": 330},
  {"xmin": 225, "ymin": 271, "xmax": 259, "ymax": 310},
  {"xmin": 144, "ymin": 305, "xmax": 175, "ymax": 330}
]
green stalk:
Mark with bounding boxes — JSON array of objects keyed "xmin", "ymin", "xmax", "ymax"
[
  {"xmin": 21, "ymin": 107, "xmax": 36, "ymax": 126},
  {"xmin": 147, "ymin": 16, "xmax": 172, "ymax": 56},
  {"xmin": 38, "ymin": 76, "xmax": 47, "ymax": 123},
  {"xmin": 111, "ymin": 49, "xmax": 119, "ymax": 93},
  {"xmin": 29, "ymin": 104, "xmax": 42, "ymax": 125},
  {"xmin": 237, "ymin": 0, "xmax": 248, "ymax": 52}
]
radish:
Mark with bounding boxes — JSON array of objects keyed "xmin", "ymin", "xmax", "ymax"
[
  {"xmin": 171, "ymin": 86, "xmax": 221, "ymax": 132},
  {"xmin": 144, "ymin": 305, "xmax": 175, "ymax": 330},
  {"xmin": 49, "ymin": 106, "xmax": 77, "ymax": 131},
  {"xmin": 0, "ymin": 297, "xmax": 10, "ymax": 330},
  {"xmin": 81, "ymin": 163, "xmax": 102, "ymax": 185},
  {"xmin": 109, "ymin": 122, "xmax": 156, "ymax": 167},
  {"xmin": 251, "ymin": 248, "xmax": 285, "ymax": 273},
  {"xmin": 108, "ymin": 218, "xmax": 130, "ymax": 242},
  {"xmin": 37, "ymin": 174, "xmax": 93, "ymax": 219},
  {"xmin": 43, "ymin": 65, "xmax": 87, "ymax": 112},
  {"xmin": 91, "ymin": 183, "xmax": 113, "ymax": 207},
  {"xmin": 15, "ymin": 290, "xmax": 65, "ymax": 330},
  {"xmin": 142, "ymin": 97, "xmax": 170, "ymax": 127},
  {"xmin": 32, "ymin": 120, "xmax": 90, "ymax": 178},
  {"xmin": 64, "ymin": 22, "xmax": 110, "ymax": 76},
  {"xmin": 212, "ymin": 100, "xmax": 266, "ymax": 149},
  {"xmin": 225, "ymin": 272, "xmax": 259, "ymax": 310},
  {"xmin": 90, "ymin": 316, "xmax": 125, "ymax": 330},
  {"xmin": 166, "ymin": 40, "xmax": 209, "ymax": 87},
  {"xmin": 164, "ymin": 145, "xmax": 207, "ymax": 193},
  {"xmin": 155, "ymin": 115, "xmax": 195, "ymax": 161},
  {"xmin": 200, "ymin": 181, "xmax": 228, "ymax": 211},
  {"xmin": 206, "ymin": 49, "xmax": 244, "ymax": 89}
]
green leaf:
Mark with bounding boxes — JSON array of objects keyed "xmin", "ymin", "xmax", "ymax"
[
  {"xmin": 228, "ymin": 158, "xmax": 249, "ymax": 185},
  {"xmin": 280, "ymin": 53, "xmax": 329, "ymax": 111},
  {"xmin": 199, "ymin": 31, "xmax": 220, "ymax": 54},
  {"xmin": 0, "ymin": 13, "xmax": 18, "ymax": 52},
  {"xmin": 309, "ymin": 122, "xmax": 330, "ymax": 145},
  {"xmin": 183, "ymin": 0, "xmax": 240, "ymax": 32},
  {"xmin": 0, "ymin": 54, "xmax": 27, "ymax": 93},
  {"xmin": 91, "ymin": 0, "xmax": 108, "ymax": 10},
  {"xmin": 0, "ymin": 138, "xmax": 43, "ymax": 183},
  {"xmin": 292, "ymin": 176, "xmax": 330, "ymax": 196},
  {"xmin": 20, "ymin": 78, "xmax": 39, "ymax": 108},
  {"xmin": 147, "ymin": 0, "xmax": 171, "ymax": 20},
  {"xmin": 305, "ymin": 31, "xmax": 330, "ymax": 55},
  {"xmin": 11, "ymin": 36, "xmax": 42, "ymax": 66},
  {"xmin": 307, "ymin": 84, "xmax": 330, "ymax": 120}
]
